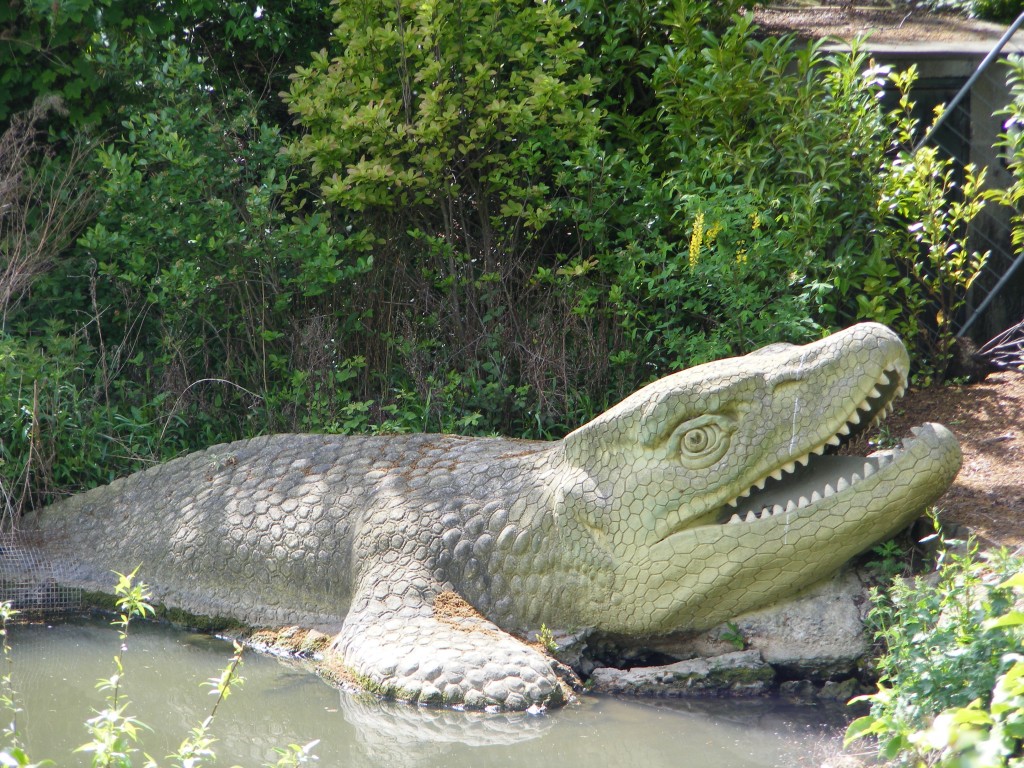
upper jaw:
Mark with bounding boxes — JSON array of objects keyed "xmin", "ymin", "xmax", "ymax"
[
  {"xmin": 716, "ymin": 365, "xmax": 908, "ymax": 525},
  {"xmin": 696, "ymin": 351, "xmax": 962, "ymax": 531},
  {"xmin": 644, "ymin": 361, "xmax": 908, "ymax": 542}
]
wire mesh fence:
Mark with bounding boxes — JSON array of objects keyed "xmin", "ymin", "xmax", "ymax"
[{"xmin": 0, "ymin": 533, "xmax": 81, "ymax": 616}]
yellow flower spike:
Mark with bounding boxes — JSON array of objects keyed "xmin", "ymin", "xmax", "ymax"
[{"xmin": 689, "ymin": 212, "xmax": 705, "ymax": 269}]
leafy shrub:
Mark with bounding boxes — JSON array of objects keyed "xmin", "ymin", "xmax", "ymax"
[
  {"xmin": 285, "ymin": 0, "xmax": 615, "ymax": 436},
  {"xmin": 989, "ymin": 54, "xmax": 1024, "ymax": 302},
  {"xmin": 37, "ymin": 41, "xmax": 378, "ymax": 443},
  {"xmin": 973, "ymin": 0, "xmax": 1024, "ymax": 23},
  {"xmin": 846, "ymin": 543, "xmax": 1024, "ymax": 766},
  {"xmin": 0, "ymin": 98, "xmax": 95, "ymax": 324},
  {"xmin": 865, "ymin": 67, "xmax": 989, "ymax": 386},
  {"xmin": 0, "ymin": 328, "xmax": 169, "ymax": 523},
  {"xmin": 279, "ymin": 0, "xmax": 997, "ymax": 433},
  {"xmin": 557, "ymin": 21, "xmax": 909, "ymax": 375},
  {"xmin": 909, "ymin": 0, "xmax": 1023, "ymax": 23},
  {"xmin": 0, "ymin": 0, "xmax": 329, "ymax": 129}
]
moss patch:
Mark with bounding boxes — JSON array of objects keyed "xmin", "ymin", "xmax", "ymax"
[
  {"xmin": 314, "ymin": 655, "xmax": 425, "ymax": 704},
  {"xmin": 244, "ymin": 625, "xmax": 332, "ymax": 657},
  {"xmin": 79, "ymin": 590, "xmax": 245, "ymax": 633},
  {"xmin": 157, "ymin": 605, "xmax": 245, "ymax": 634}
]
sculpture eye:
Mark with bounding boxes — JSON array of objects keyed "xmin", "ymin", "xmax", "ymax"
[
  {"xmin": 672, "ymin": 415, "xmax": 733, "ymax": 469},
  {"xmin": 682, "ymin": 427, "xmax": 714, "ymax": 454}
]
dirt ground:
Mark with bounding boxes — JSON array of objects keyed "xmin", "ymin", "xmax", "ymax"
[
  {"xmin": 859, "ymin": 371, "xmax": 1024, "ymax": 550},
  {"xmin": 755, "ymin": 2, "xmax": 1015, "ymax": 44}
]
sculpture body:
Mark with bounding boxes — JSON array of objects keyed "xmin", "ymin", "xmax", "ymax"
[{"xmin": 23, "ymin": 323, "xmax": 962, "ymax": 709}]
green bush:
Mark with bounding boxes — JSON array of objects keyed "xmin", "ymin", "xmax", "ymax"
[
  {"xmin": 33, "ymin": 41, "xmax": 379, "ymax": 444},
  {"xmin": 865, "ymin": 67, "xmax": 988, "ymax": 386},
  {"xmin": 284, "ymin": 0, "xmax": 986, "ymax": 430},
  {"xmin": 557, "ymin": 24, "xmax": 907, "ymax": 376},
  {"xmin": 3, "ymin": 0, "xmax": 998, "ymax": 501},
  {"xmin": 846, "ymin": 543, "xmax": 1024, "ymax": 766},
  {"xmin": 0, "ymin": 329, "xmax": 169, "ymax": 522},
  {"xmin": 910, "ymin": 0, "xmax": 1023, "ymax": 24},
  {"xmin": 989, "ymin": 55, "xmax": 1024, "ymax": 288},
  {"xmin": 973, "ymin": 0, "xmax": 1024, "ymax": 23},
  {"xmin": 285, "ymin": 0, "xmax": 627, "ymax": 436},
  {"xmin": 0, "ymin": 0, "xmax": 329, "ymax": 130}
]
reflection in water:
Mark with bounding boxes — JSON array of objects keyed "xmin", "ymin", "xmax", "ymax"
[
  {"xmin": 339, "ymin": 693, "xmax": 550, "ymax": 767},
  {"xmin": 7, "ymin": 619, "xmax": 844, "ymax": 767}
]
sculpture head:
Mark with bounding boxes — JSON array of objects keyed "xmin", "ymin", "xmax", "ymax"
[{"xmin": 556, "ymin": 323, "xmax": 961, "ymax": 634}]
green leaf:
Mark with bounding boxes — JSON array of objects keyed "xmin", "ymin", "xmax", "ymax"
[
  {"xmin": 985, "ymin": 611, "xmax": 1024, "ymax": 630},
  {"xmin": 1000, "ymin": 572, "xmax": 1024, "ymax": 590},
  {"xmin": 844, "ymin": 715, "xmax": 884, "ymax": 746}
]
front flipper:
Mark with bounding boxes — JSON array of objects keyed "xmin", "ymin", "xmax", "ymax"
[{"xmin": 324, "ymin": 570, "xmax": 567, "ymax": 710}]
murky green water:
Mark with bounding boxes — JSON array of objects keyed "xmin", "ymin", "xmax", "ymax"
[{"xmin": 5, "ymin": 618, "xmax": 846, "ymax": 767}]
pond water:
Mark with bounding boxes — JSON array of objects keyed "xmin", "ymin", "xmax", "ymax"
[{"xmin": 6, "ymin": 618, "xmax": 847, "ymax": 767}]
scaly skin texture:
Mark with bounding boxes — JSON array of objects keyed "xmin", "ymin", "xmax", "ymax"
[{"xmin": 23, "ymin": 323, "xmax": 961, "ymax": 710}]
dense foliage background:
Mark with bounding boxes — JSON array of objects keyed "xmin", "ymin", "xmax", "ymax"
[{"xmin": 0, "ymin": 0, "xmax": 1005, "ymax": 518}]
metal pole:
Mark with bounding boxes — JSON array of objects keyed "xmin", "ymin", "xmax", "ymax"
[
  {"xmin": 919, "ymin": 12, "xmax": 1024, "ymax": 336},
  {"xmin": 958, "ymin": 248, "xmax": 1024, "ymax": 336},
  {"xmin": 914, "ymin": 9, "xmax": 1024, "ymax": 153}
]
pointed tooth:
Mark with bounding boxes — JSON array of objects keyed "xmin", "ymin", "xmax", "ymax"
[
  {"xmin": 827, "ymin": 435, "xmax": 842, "ymax": 446},
  {"xmin": 772, "ymin": 504, "xmax": 785, "ymax": 515},
  {"xmin": 726, "ymin": 498, "xmax": 739, "ymax": 508},
  {"xmin": 745, "ymin": 511, "xmax": 758, "ymax": 522},
  {"xmin": 812, "ymin": 444, "xmax": 826, "ymax": 456},
  {"xmin": 838, "ymin": 423, "xmax": 852, "ymax": 436},
  {"xmin": 770, "ymin": 468, "xmax": 783, "ymax": 481},
  {"xmin": 796, "ymin": 454, "xmax": 810, "ymax": 467},
  {"xmin": 811, "ymin": 490, "xmax": 823, "ymax": 503},
  {"xmin": 823, "ymin": 482, "xmax": 836, "ymax": 497},
  {"xmin": 849, "ymin": 411, "xmax": 862, "ymax": 425},
  {"xmin": 798, "ymin": 495, "xmax": 810, "ymax": 507},
  {"xmin": 782, "ymin": 461, "xmax": 796, "ymax": 473},
  {"xmin": 836, "ymin": 476, "xmax": 850, "ymax": 492},
  {"xmin": 896, "ymin": 383, "xmax": 906, "ymax": 398},
  {"xmin": 883, "ymin": 403, "xmax": 894, "ymax": 417},
  {"xmin": 729, "ymin": 514, "xmax": 741, "ymax": 525},
  {"xmin": 869, "ymin": 387, "xmax": 881, "ymax": 399},
  {"xmin": 738, "ymin": 487, "xmax": 753, "ymax": 499},
  {"xmin": 786, "ymin": 499, "xmax": 799, "ymax": 512},
  {"xmin": 754, "ymin": 477, "xmax": 767, "ymax": 490},
  {"xmin": 850, "ymin": 472, "xmax": 862, "ymax": 483},
  {"xmin": 863, "ymin": 461, "xmax": 876, "ymax": 477}
]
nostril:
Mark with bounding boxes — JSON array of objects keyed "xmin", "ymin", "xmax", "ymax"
[{"xmin": 769, "ymin": 371, "xmax": 804, "ymax": 392}]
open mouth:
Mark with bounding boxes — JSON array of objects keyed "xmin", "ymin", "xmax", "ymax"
[{"xmin": 715, "ymin": 366, "xmax": 913, "ymax": 526}]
